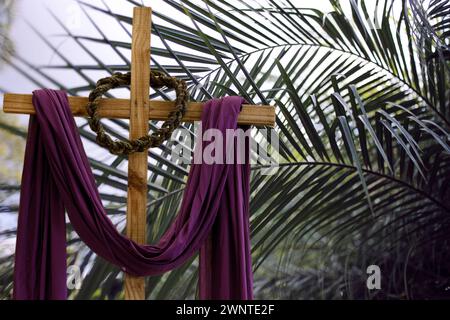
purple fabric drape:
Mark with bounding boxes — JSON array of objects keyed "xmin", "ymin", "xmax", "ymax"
[{"xmin": 13, "ymin": 89, "xmax": 253, "ymax": 300}]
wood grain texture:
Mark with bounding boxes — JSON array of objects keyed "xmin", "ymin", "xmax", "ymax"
[
  {"xmin": 2, "ymin": 93, "xmax": 275, "ymax": 127},
  {"xmin": 124, "ymin": 6, "xmax": 151, "ymax": 301}
]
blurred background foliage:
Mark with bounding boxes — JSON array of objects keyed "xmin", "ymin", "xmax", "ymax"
[{"xmin": 0, "ymin": 0, "xmax": 450, "ymax": 299}]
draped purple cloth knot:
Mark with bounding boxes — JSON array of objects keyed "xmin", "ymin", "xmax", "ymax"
[{"xmin": 13, "ymin": 89, "xmax": 253, "ymax": 300}]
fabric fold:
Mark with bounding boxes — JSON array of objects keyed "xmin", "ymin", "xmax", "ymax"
[{"xmin": 14, "ymin": 89, "xmax": 253, "ymax": 300}]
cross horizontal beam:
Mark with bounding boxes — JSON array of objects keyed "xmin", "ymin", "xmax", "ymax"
[{"xmin": 2, "ymin": 93, "xmax": 275, "ymax": 127}]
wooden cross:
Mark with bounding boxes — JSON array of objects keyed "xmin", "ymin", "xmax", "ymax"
[{"xmin": 2, "ymin": 7, "xmax": 275, "ymax": 300}]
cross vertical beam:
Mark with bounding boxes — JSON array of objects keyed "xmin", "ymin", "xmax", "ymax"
[{"xmin": 124, "ymin": 6, "xmax": 151, "ymax": 300}]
